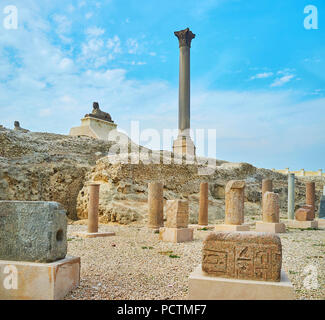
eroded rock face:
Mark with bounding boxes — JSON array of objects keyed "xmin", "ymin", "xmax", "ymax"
[
  {"xmin": 202, "ymin": 231, "xmax": 282, "ymax": 282},
  {"xmin": 1, "ymin": 126, "xmax": 324, "ymax": 224}
]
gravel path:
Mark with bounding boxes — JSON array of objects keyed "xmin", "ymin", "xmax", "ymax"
[{"xmin": 65, "ymin": 223, "xmax": 325, "ymax": 300}]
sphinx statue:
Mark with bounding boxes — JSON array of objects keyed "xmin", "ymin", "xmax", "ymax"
[
  {"xmin": 14, "ymin": 121, "xmax": 29, "ymax": 133},
  {"xmin": 85, "ymin": 102, "xmax": 114, "ymax": 123}
]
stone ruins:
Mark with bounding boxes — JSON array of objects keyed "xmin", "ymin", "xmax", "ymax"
[
  {"xmin": 159, "ymin": 199, "xmax": 193, "ymax": 243},
  {"xmin": 147, "ymin": 182, "xmax": 164, "ymax": 230},
  {"xmin": 0, "ymin": 201, "xmax": 80, "ymax": 300},
  {"xmin": 202, "ymin": 231, "xmax": 282, "ymax": 282},
  {"xmin": 198, "ymin": 182, "xmax": 209, "ymax": 226},
  {"xmin": 215, "ymin": 180, "xmax": 249, "ymax": 231},
  {"xmin": 188, "ymin": 231, "xmax": 295, "ymax": 300},
  {"xmin": 73, "ymin": 183, "xmax": 115, "ymax": 238},
  {"xmin": 255, "ymin": 191, "xmax": 286, "ymax": 233},
  {"xmin": 288, "ymin": 181, "xmax": 318, "ymax": 229}
]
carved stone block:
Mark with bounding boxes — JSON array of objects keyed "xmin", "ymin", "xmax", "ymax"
[{"xmin": 202, "ymin": 231, "xmax": 282, "ymax": 282}]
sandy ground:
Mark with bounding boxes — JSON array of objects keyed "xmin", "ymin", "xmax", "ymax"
[{"xmin": 64, "ymin": 220, "xmax": 325, "ymax": 300}]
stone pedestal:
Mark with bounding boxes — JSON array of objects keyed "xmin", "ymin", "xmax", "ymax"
[
  {"xmin": 159, "ymin": 227, "xmax": 193, "ymax": 243},
  {"xmin": 255, "ymin": 221, "xmax": 286, "ymax": 233},
  {"xmin": 69, "ymin": 116, "xmax": 117, "ymax": 140},
  {"xmin": 0, "ymin": 256, "xmax": 80, "ymax": 300},
  {"xmin": 317, "ymin": 219, "xmax": 325, "ymax": 228},
  {"xmin": 288, "ymin": 220, "xmax": 318, "ymax": 229},
  {"xmin": 172, "ymin": 134, "xmax": 196, "ymax": 157},
  {"xmin": 215, "ymin": 224, "xmax": 250, "ymax": 231},
  {"xmin": 188, "ymin": 265, "xmax": 295, "ymax": 300}
]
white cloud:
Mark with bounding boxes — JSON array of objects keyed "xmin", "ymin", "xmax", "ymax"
[
  {"xmin": 85, "ymin": 27, "xmax": 105, "ymax": 37},
  {"xmin": 53, "ymin": 14, "xmax": 71, "ymax": 34},
  {"xmin": 250, "ymin": 72, "xmax": 273, "ymax": 80},
  {"xmin": 85, "ymin": 12, "xmax": 93, "ymax": 20},
  {"xmin": 270, "ymin": 75, "xmax": 295, "ymax": 87},
  {"xmin": 127, "ymin": 38, "xmax": 139, "ymax": 54}
]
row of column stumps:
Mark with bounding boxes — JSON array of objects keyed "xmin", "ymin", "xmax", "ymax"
[
  {"xmin": 147, "ymin": 181, "xmax": 209, "ymax": 229},
  {"xmin": 147, "ymin": 176, "xmax": 321, "ymax": 231}
]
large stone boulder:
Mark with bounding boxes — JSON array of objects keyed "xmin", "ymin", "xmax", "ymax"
[{"xmin": 0, "ymin": 201, "xmax": 67, "ymax": 262}]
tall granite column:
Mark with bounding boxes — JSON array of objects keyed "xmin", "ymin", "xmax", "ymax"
[
  {"xmin": 306, "ymin": 182, "xmax": 315, "ymax": 219},
  {"xmin": 288, "ymin": 173, "xmax": 295, "ymax": 220},
  {"xmin": 88, "ymin": 183, "xmax": 100, "ymax": 233},
  {"xmin": 173, "ymin": 28, "xmax": 196, "ymax": 156}
]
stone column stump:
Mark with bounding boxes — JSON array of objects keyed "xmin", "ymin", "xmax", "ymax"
[
  {"xmin": 159, "ymin": 200, "xmax": 193, "ymax": 243},
  {"xmin": 256, "ymin": 192, "xmax": 286, "ymax": 233},
  {"xmin": 215, "ymin": 180, "xmax": 249, "ymax": 231}
]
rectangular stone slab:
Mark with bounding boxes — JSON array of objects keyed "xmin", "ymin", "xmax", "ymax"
[
  {"xmin": 202, "ymin": 231, "xmax": 282, "ymax": 282},
  {"xmin": 0, "ymin": 201, "xmax": 67, "ymax": 262},
  {"xmin": 188, "ymin": 265, "xmax": 295, "ymax": 300},
  {"xmin": 0, "ymin": 256, "xmax": 80, "ymax": 300}
]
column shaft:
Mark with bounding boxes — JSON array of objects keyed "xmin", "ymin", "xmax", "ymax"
[
  {"xmin": 88, "ymin": 184, "xmax": 100, "ymax": 233},
  {"xmin": 288, "ymin": 174, "xmax": 295, "ymax": 220},
  {"xmin": 179, "ymin": 46, "xmax": 190, "ymax": 133},
  {"xmin": 198, "ymin": 182, "xmax": 209, "ymax": 225}
]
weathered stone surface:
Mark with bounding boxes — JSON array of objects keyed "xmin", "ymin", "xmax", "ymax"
[
  {"xmin": 225, "ymin": 180, "xmax": 245, "ymax": 225},
  {"xmin": 202, "ymin": 231, "xmax": 282, "ymax": 282},
  {"xmin": 262, "ymin": 192, "xmax": 280, "ymax": 223},
  {"xmin": 295, "ymin": 207, "xmax": 313, "ymax": 221},
  {"xmin": 0, "ymin": 201, "xmax": 67, "ymax": 262},
  {"xmin": 165, "ymin": 200, "xmax": 189, "ymax": 228}
]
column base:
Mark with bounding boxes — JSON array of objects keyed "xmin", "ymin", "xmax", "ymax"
[
  {"xmin": 159, "ymin": 227, "xmax": 193, "ymax": 243},
  {"xmin": 72, "ymin": 231, "xmax": 115, "ymax": 238},
  {"xmin": 215, "ymin": 224, "xmax": 250, "ymax": 232},
  {"xmin": 0, "ymin": 256, "xmax": 80, "ymax": 300},
  {"xmin": 287, "ymin": 220, "xmax": 318, "ymax": 229},
  {"xmin": 255, "ymin": 221, "xmax": 286, "ymax": 233},
  {"xmin": 188, "ymin": 265, "xmax": 295, "ymax": 300},
  {"xmin": 316, "ymin": 219, "xmax": 325, "ymax": 228},
  {"xmin": 172, "ymin": 135, "xmax": 196, "ymax": 157}
]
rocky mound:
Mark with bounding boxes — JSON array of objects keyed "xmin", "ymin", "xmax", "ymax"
[{"xmin": 0, "ymin": 126, "xmax": 323, "ymax": 223}]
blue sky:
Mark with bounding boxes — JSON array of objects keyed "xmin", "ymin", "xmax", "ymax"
[{"xmin": 0, "ymin": 0, "xmax": 324, "ymax": 170}]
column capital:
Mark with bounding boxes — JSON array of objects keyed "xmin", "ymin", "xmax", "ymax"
[{"xmin": 174, "ymin": 27, "xmax": 195, "ymax": 48}]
